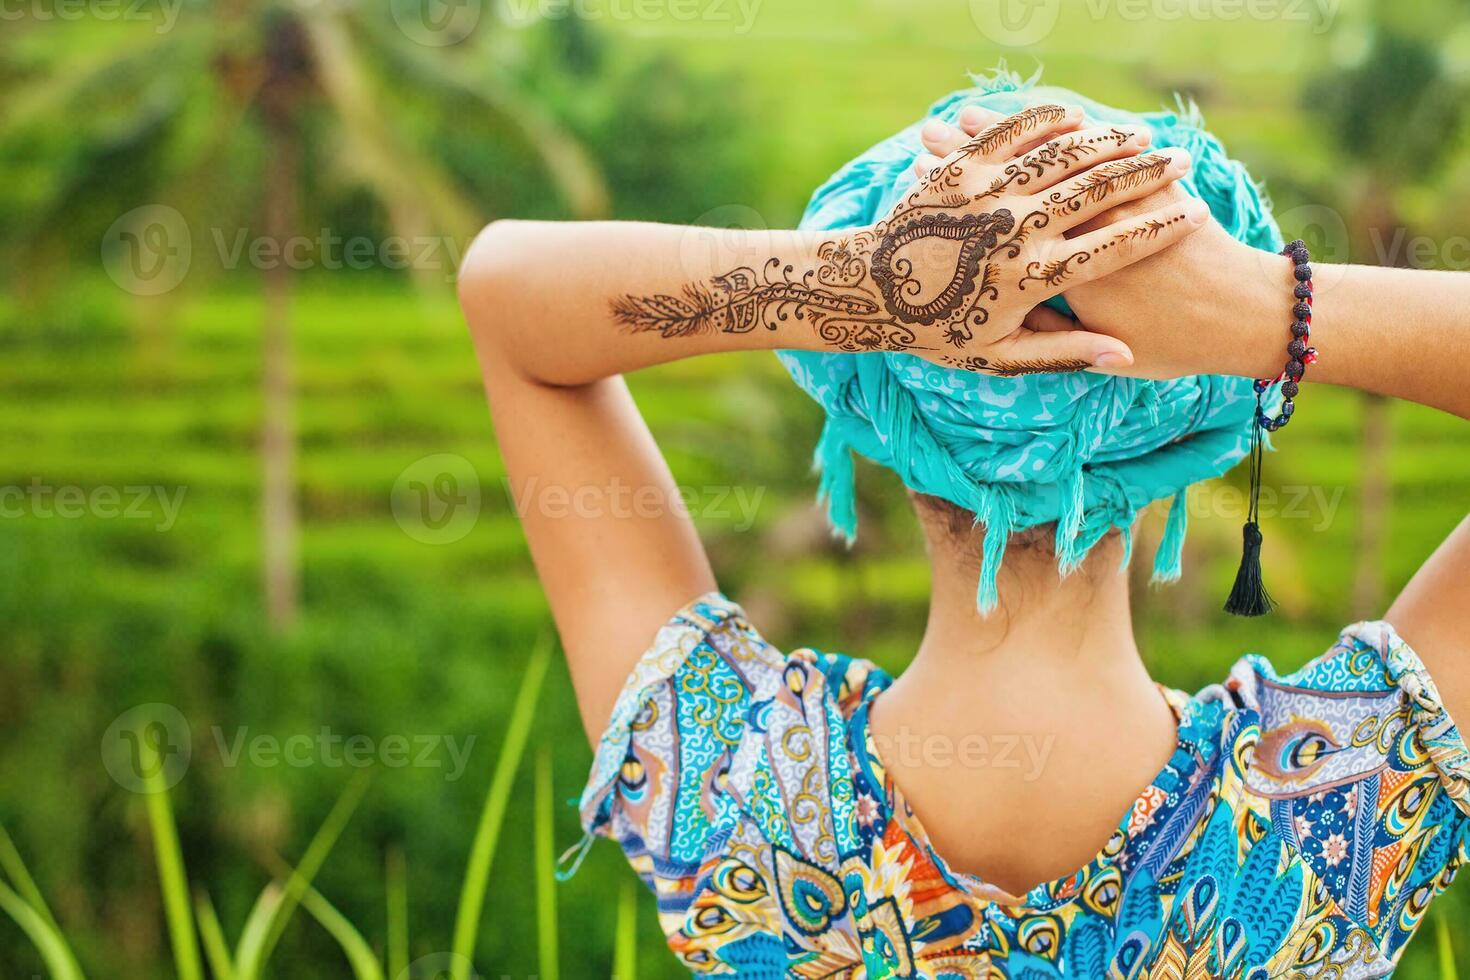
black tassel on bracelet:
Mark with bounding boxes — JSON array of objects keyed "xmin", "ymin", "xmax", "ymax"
[
  {"xmin": 1225, "ymin": 240, "xmax": 1315, "ymax": 617},
  {"xmin": 1223, "ymin": 398, "xmax": 1273, "ymax": 615}
]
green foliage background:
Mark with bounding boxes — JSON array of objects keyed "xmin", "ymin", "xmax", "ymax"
[{"xmin": 4, "ymin": 0, "xmax": 1470, "ymax": 975}]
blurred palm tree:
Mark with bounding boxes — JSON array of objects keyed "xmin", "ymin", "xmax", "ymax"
[
  {"xmin": 1305, "ymin": 6, "xmax": 1466, "ymax": 616},
  {"xmin": 0, "ymin": 0, "xmax": 608, "ymax": 631}
]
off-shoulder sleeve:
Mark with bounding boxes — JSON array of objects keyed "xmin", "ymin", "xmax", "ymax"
[
  {"xmin": 572, "ymin": 594, "xmax": 787, "ymax": 887},
  {"xmin": 1238, "ymin": 620, "xmax": 1470, "ymax": 960},
  {"xmin": 570, "ymin": 593, "xmax": 868, "ymax": 968},
  {"xmin": 1365, "ymin": 620, "xmax": 1470, "ymax": 814}
]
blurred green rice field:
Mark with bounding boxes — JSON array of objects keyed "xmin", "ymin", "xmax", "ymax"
[
  {"xmin": 3, "ymin": 281, "xmax": 1468, "ymax": 975},
  {"xmin": 6, "ymin": 0, "xmax": 1470, "ymax": 972}
]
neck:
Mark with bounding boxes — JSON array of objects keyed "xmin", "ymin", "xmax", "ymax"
[
  {"xmin": 867, "ymin": 525, "xmax": 1182, "ymax": 896},
  {"xmin": 921, "ymin": 532, "xmax": 1139, "ymax": 667},
  {"xmin": 884, "ymin": 530, "xmax": 1161, "ymax": 727}
]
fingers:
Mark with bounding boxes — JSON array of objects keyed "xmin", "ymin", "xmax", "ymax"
[
  {"xmin": 917, "ymin": 107, "xmax": 1004, "ymax": 161},
  {"xmin": 1066, "ymin": 184, "xmax": 1188, "ymax": 237},
  {"xmin": 960, "ymin": 103, "xmax": 1082, "ymax": 163},
  {"xmin": 1008, "ymin": 125, "xmax": 1153, "ymax": 193},
  {"xmin": 977, "ymin": 326, "xmax": 1134, "ymax": 374},
  {"xmin": 1006, "ymin": 113, "xmax": 1088, "ymax": 160},
  {"xmin": 920, "ymin": 119, "xmax": 968, "ymax": 160},
  {"xmin": 913, "ymin": 152, "xmax": 944, "ymax": 178},
  {"xmin": 1040, "ymin": 199, "xmax": 1211, "ymax": 293},
  {"xmin": 1021, "ymin": 304, "xmax": 1076, "ymax": 333},
  {"xmin": 1036, "ymin": 148, "xmax": 1192, "ymax": 231},
  {"xmin": 957, "ymin": 105, "xmax": 1002, "ymax": 135}
]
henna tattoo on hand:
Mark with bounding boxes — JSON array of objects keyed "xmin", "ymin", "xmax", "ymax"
[
  {"xmin": 869, "ymin": 211, "xmax": 1014, "ymax": 326},
  {"xmin": 942, "ymin": 354, "xmax": 1091, "ymax": 376},
  {"xmin": 1017, "ymin": 212, "xmax": 1189, "ymax": 291},
  {"xmin": 1044, "ymin": 154, "xmax": 1170, "ymax": 218},
  {"xmin": 609, "ymin": 111, "xmax": 1183, "ymax": 372},
  {"xmin": 611, "ymin": 257, "xmax": 917, "ymax": 352},
  {"xmin": 975, "ymin": 127, "xmax": 1133, "ymax": 201}
]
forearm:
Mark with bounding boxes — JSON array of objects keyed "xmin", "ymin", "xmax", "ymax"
[
  {"xmin": 1303, "ymin": 263, "xmax": 1470, "ymax": 416},
  {"xmin": 1194, "ymin": 244, "xmax": 1470, "ymax": 418},
  {"xmin": 458, "ymin": 219, "xmax": 893, "ymax": 387},
  {"xmin": 461, "ymin": 136, "xmax": 1199, "ymax": 388}
]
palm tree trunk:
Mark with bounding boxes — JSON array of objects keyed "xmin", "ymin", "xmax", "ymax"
[{"xmin": 261, "ymin": 109, "xmax": 299, "ymax": 632}]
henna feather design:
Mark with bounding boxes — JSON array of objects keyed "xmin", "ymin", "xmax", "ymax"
[
  {"xmin": 1018, "ymin": 250, "xmax": 1092, "ymax": 290},
  {"xmin": 611, "ymin": 265, "xmax": 882, "ymax": 339},
  {"xmin": 943, "ymin": 354, "xmax": 1090, "ymax": 376},
  {"xmin": 970, "ymin": 103, "xmax": 1070, "ymax": 156},
  {"xmin": 610, "ymin": 284, "xmax": 721, "ymax": 338},
  {"xmin": 1046, "ymin": 155, "xmax": 1170, "ymax": 215}
]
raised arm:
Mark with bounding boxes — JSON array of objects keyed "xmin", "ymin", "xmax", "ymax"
[
  {"xmin": 459, "ymin": 105, "xmax": 1207, "ymax": 738},
  {"xmin": 1065, "ymin": 220, "xmax": 1470, "ymax": 418}
]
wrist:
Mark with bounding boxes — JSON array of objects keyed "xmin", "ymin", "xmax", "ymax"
[{"xmin": 1192, "ymin": 235, "xmax": 1297, "ymax": 380}]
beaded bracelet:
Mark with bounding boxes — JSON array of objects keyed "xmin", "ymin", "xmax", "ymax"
[
  {"xmin": 1224, "ymin": 240, "xmax": 1318, "ymax": 617},
  {"xmin": 1252, "ymin": 239, "xmax": 1317, "ymax": 430}
]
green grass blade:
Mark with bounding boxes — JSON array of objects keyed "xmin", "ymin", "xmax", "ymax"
[
  {"xmin": 142, "ymin": 733, "xmax": 203, "ymax": 980},
  {"xmin": 385, "ymin": 847, "xmax": 408, "ymax": 980},
  {"xmin": 534, "ymin": 749, "xmax": 559, "ymax": 980},
  {"xmin": 1439, "ymin": 910, "xmax": 1460, "ymax": 980},
  {"xmin": 612, "ymin": 879, "xmax": 637, "ymax": 980},
  {"xmin": 295, "ymin": 883, "xmax": 385, "ymax": 980},
  {"xmin": 0, "ymin": 879, "xmax": 85, "ymax": 980},
  {"xmin": 232, "ymin": 884, "xmax": 283, "ymax": 979},
  {"xmin": 236, "ymin": 771, "xmax": 370, "ymax": 979},
  {"xmin": 0, "ymin": 823, "xmax": 62, "ymax": 934},
  {"xmin": 449, "ymin": 634, "xmax": 552, "ymax": 980},
  {"xmin": 193, "ymin": 889, "xmax": 236, "ymax": 980}
]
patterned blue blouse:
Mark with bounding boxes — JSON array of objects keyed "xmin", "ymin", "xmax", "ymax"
[{"xmin": 576, "ymin": 594, "xmax": 1470, "ymax": 977}]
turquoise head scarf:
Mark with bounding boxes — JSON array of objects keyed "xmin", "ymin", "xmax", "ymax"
[{"xmin": 777, "ymin": 68, "xmax": 1283, "ymax": 610}]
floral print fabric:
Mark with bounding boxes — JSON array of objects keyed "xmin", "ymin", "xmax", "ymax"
[{"xmin": 576, "ymin": 595, "xmax": 1470, "ymax": 977}]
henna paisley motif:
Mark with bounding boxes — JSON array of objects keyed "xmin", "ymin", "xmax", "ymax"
[{"xmin": 869, "ymin": 211, "xmax": 1015, "ymax": 325}]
